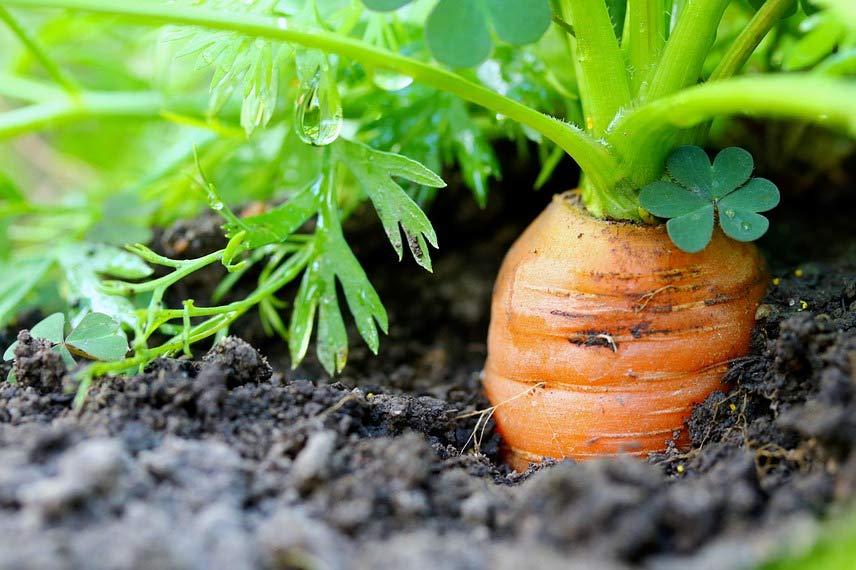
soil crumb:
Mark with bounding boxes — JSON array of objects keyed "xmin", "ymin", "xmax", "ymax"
[{"xmin": 1, "ymin": 176, "xmax": 855, "ymax": 569}]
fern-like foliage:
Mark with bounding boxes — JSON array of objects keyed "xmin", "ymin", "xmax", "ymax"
[{"xmin": 164, "ymin": 0, "xmax": 289, "ymax": 135}]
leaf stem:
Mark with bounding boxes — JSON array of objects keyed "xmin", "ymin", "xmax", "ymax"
[
  {"xmin": 558, "ymin": 0, "xmax": 632, "ymax": 135},
  {"xmin": 612, "ymin": 74, "xmax": 856, "ymax": 186},
  {"xmin": 0, "ymin": 6, "xmax": 79, "ymax": 93},
  {"xmin": 625, "ymin": 0, "xmax": 666, "ymax": 94},
  {"xmin": 708, "ymin": 0, "xmax": 797, "ymax": 81},
  {"xmin": 0, "ymin": 84, "xmax": 220, "ymax": 140},
  {"xmin": 643, "ymin": 0, "xmax": 730, "ymax": 101},
  {"xmin": 0, "ymin": 0, "xmax": 622, "ymax": 192}
]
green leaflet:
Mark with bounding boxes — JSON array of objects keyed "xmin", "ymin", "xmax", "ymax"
[
  {"xmin": 168, "ymin": 0, "xmax": 285, "ymax": 135},
  {"xmin": 58, "ymin": 243, "xmax": 153, "ymax": 327},
  {"xmin": 65, "ymin": 312, "xmax": 129, "ymax": 361},
  {"xmin": 334, "ymin": 139, "xmax": 444, "ymax": 272},
  {"xmin": 425, "ymin": 0, "xmax": 491, "ymax": 69},
  {"xmin": 360, "ymin": 89, "xmax": 501, "ymax": 208},
  {"xmin": 362, "ymin": 0, "xmax": 413, "ymax": 12},
  {"xmin": 486, "ymin": 0, "xmax": 554, "ymax": 45},
  {"xmin": 3, "ymin": 312, "xmax": 127, "ymax": 367},
  {"xmin": 362, "ymin": 0, "xmax": 552, "ymax": 67},
  {"xmin": 639, "ymin": 146, "xmax": 780, "ymax": 253},
  {"xmin": 230, "ymin": 181, "xmax": 322, "ymax": 248},
  {"xmin": 0, "ymin": 258, "xmax": 53, "ymax": 329},
  {"xmin": 287, "ymin": 168, "xmax": 389, "ymax": 374}
]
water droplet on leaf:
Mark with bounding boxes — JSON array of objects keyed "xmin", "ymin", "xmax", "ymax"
[
  {"xmin": 740, "ymin": 221, "xmax": 750, "ymax": 231},
  {"xmin": 723, "ymin": 208, "xmax": 736, "ymax": 219},
  {"xmin": 294, "ymin": 66, "xmax": 343, "ymax": 146},
  {"xmin": 372, "ymin": 68, "xmax": 413, "ymax": 91}
]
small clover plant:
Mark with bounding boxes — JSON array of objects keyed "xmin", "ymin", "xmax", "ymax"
[
  {"xmin": 3, "ymin": 312, "xmax": 129, "ymax": 383},
  {"xmin": 362, "ymin": 0, "xmax": 552, "ymax": 68},
  {"xmin": 639, "ymin": 147, "xmax": 781, "ymax": 254}
]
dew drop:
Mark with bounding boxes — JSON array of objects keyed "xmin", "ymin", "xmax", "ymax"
[
  {"xmin": 210, "ymin": 200, "xmax": 224, "ymax": 211},
  {"xmin": 372, "ymin": 68, "xmax": 413, "ymax": 91},
  {"xmin": 723, "ymin": 208, "xmax": 736, "ymax": 219},
  {"xmin": 294, "ymin": 66, "xmax": 343, "ymax": 146},
  {"xmin": 740, "ymin": 221, "xmax": 750, "ymax": 231}
]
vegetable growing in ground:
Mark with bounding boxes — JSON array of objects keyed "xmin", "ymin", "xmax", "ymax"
[{"xmin": 0, "ymin": 1, "xmax": 854, "ymax": 464}]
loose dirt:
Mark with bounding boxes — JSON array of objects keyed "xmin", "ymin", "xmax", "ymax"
[{"xmin": 1, "ymin": 156, "xmax": 855, "ymax": 570}]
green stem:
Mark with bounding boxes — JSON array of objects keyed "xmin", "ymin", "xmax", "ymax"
[
  {"xmin": 709, "ymin": 0, "xmax": 797, "ymax": 81},
  {"xmin": 0, "ymin": 6, "xmax": 79, "ymax": 93},
  {"xmin": 76, "ymin": 244, "xmax": 313, "ymax": 401},
  {"xmin": 558, "ymin": 0, "xmax": 632, "ymax": 135},
  {"xmin": 625, "ymin": 0, "xmax": 666, "ymax": 94},
  {"xmin": 0, "ymin": 94, "xmax": 152, "ymax": 139},
  {"xmin": 686, "ymin": 0, "xmax": 798, "ymax": 150},
  {"xmin": 0, "ymin": 0, "xmax": 622, "ymax": 192},
  {"xmin": 643, "ymin": 0, "xmax": 730, "ymax": 101},
  {"xmin": 613, "ymin": 74, "xmax": 856, "ymax": 186},
  {"xmin": 0, "ymin": 89, "xmax": 209, "ymax": 139},
  {"xmin": 102, "ymin": 249, "xmax": 224, "ymax": 294},
  {"xmin": 0, "ymin": 72, "xmax": 61, "ymax": 102}
]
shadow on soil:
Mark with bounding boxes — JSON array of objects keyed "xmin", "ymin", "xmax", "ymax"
[{"xmin": 1, "ymin": 151, "xmax": 855, "ymax": 570}]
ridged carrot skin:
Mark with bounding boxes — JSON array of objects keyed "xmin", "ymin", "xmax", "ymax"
[{"xmin": 483, "ymin": 192, "xmax": 767, "ymax": 471}]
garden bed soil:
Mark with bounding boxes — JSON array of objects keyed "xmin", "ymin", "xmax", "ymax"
[{"xmin": 1, "ymin": 155, "xmax": 855, "ymax": 570}]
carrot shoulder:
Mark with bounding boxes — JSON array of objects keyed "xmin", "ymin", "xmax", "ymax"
[{"xmin": 483, "ymin": 192, "xmax": 767, "ymax": 471}]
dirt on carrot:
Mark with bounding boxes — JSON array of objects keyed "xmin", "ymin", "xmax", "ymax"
[{"xmin": 1, "ymin": 156, "xmax": 855, "ymax": 569}]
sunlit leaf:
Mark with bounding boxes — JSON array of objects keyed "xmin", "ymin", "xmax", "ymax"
[
  {"xmin": 335, "ymin": 139, "xmax": 443, "ymax": 271},
  {"xmin": 65, "ymin": 312, "xmax": 129, "ymax": 361},
  {"xmin": 3, "ymin": 313, "xmax": 65, "ymax": 361},
  {"xmin": 288, "ymin": 261, "xmax": 320, "ymax": 367},
  {"xmin": 232, "ymin": 182, "xmax": 322, "ymax": 248}
]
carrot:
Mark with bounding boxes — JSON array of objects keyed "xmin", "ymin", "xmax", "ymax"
[{"xmin": 483, "ymin": 191, "xmax": 767, "ymax": 471}]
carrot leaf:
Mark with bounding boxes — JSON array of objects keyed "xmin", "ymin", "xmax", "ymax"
[
  {"xmin": 334, "ymin": 139, "xmax": 444, "ymax": 272},
  {"xmin": 640, "ymin": 146, "xmax": 780, "ymax": 253}
]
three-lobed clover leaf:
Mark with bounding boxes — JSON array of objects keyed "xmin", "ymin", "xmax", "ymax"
[
  {"xmin": 3, "ymin": 312, "xmax": 129, "ymax": 382},
  {"xmin": 639, "ymin": 146, "xmax": 780, "ymax": 254},
  {"xmin": 361, "ymin": 0, "xmax": 552, "ymax": 68}
]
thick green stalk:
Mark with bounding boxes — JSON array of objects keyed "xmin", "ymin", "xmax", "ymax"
[
  {"xmin": 643, "ymin": 0, "xmax": 730, "ymax": 101},
  {"xmin": 558, "ymin": 0, "xmax": 632, "ymax": 135},
  {"xmin": 709, "ymin": 0, "xmax": 797, "ymax": 81},
  {"xmin": 0, "ymin": 0, "xmax": 623, "ymax": 194},
  {"xmin": 625, "ymin": 0, "xmax": 666, "ymax": 94},
  {"xmin": 611, "ymin": 74, "xmax": 856, "ymax": 187}
]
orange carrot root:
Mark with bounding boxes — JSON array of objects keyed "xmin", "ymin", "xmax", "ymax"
[{"xmin": 483, "ymin": 192, "xmax": 767, "ymax": 471}]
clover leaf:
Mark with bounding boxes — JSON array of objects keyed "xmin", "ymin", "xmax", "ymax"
[
  {"xmin": 639, "ymin": 146, "xmax": 780, "ymax": 253},
  {"xmin": 3, "ymin": 312, "xmax": 128, "ymax": 382},
  {"xmin": 361, "ymin": 0, "xmax": 552, "ymax": 68}
]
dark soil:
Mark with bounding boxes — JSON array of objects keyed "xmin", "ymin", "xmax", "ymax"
[{"xmin": 1, "ymin": 155, "xmax": 855, "ymax": 570}]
